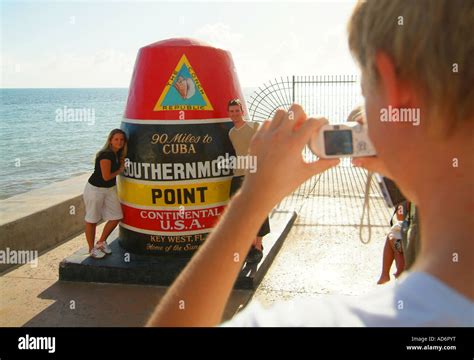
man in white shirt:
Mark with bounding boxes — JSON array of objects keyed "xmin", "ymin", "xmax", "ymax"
[
  {"xmin": 227, "ymin": 98, "xmax": 270, "ymax": 264},
  {"xmin": 147, "ymin": 0, "xmax": 473, "ymax": 327}
]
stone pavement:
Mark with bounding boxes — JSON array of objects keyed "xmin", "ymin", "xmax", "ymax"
[
  {"xmin": 253, "ymin": 165, "xmax": 394, "ymax": 306},
  {"xmin": 0, "ymin": 223, "xmax": 251, "ymax": 326},
  {"xmin": 0, "ymin": 166, "xmax": 396, "ymax": 326}
]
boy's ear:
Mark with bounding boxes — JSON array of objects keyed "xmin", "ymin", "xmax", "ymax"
[
  {"xmin": 374, "ymin": 52, "xmax": 400, "ymax": 108},
  {"xmin": 375, "ymin": 52, "xmax": 413, "ymax": 108}
]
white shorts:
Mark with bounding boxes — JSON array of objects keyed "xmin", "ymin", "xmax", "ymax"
[
  {"xmin": 388, "ymin": 221, "xmax": 403, "ymax": 241},
  {"xmin": 83, "ymin": 182, "xmax": 123, "ymax": 223}
]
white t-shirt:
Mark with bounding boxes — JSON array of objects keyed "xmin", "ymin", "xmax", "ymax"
[{"xmin": 223, "ymin": 272, "xmax": 474, "ymax": 327}]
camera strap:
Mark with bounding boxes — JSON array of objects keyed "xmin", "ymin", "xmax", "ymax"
[{"xmin": 359, "ymin": 171, "xmax": 373, "ymax": 244}]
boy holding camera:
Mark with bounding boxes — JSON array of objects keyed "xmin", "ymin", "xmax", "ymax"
[{"xmin": 148, "ymin": 0, "xmax": 473, "ymax": 326}]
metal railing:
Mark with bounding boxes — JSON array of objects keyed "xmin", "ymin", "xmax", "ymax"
[
  {"xmin": 248, "ymin": 75, "xmax": 361, "ymax": 124},
  {"xmin": 247, "ymin": 75, "xmax": 392, "ymax": 225}
]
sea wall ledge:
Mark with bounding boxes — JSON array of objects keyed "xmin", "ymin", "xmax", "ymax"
[{"xmin": 0, "ymin": 174, "xmax": 90, "ymax": 274}]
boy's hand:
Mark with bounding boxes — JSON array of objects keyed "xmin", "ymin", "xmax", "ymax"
[
  {"xmin": 352, "ymin": 156, "xmax": 393, "ymax": 179},
  {"xmin": 240, "ymin": 104, "xmax": 339, "ymax": 212},
  {"xmin": 347, "ymin": 105, "xmax": 393, "ymax": 179}
]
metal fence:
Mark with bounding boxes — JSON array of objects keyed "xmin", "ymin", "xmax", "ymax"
[
  {"xmin": 248, "ymin": 75, "xmax": 361, "ymax": 124},
  {"xmin": 247, "ymin": 75, "xmax": 392, "ymax": 226}
]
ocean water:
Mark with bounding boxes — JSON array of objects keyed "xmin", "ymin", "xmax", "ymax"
[{"xmin": 0, "ymin": 87, "xmax": 257, "ymax": 199}]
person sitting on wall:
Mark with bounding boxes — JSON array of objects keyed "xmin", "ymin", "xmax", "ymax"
[{"xmin": 347, "ymin": 107, "xmax": 408, "ymax": 284}]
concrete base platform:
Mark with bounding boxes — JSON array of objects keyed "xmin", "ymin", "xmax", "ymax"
[
  {"xmin": 59, "ymin": 210, "xmax": 296, "ymax": 290},
  {"xmin": 0, "ymin": 221, "xmax": 254, "ymax": 326}
]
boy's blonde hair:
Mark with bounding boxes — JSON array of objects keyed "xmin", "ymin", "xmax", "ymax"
[{"xmin": 347, "ymin": 0, "xmax": 474, "ymax": 135}]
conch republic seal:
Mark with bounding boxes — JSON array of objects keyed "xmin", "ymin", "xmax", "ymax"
[{"xmin": 118, "ymin": 38, "xmax": 246, "ymax": 256}]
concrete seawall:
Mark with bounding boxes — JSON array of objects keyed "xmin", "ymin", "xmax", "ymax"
[{"xmin": 0, "ymin": 174, "xmax": 90, "ymax": 274}]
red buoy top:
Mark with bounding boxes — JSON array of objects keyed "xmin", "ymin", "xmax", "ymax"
[{"xmin": 125, "ymin": 38, "xmax": 247, "ymax": 120}]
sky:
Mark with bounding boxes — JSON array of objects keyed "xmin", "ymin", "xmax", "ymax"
[{"xmin": 1, "ymin": 0, "xmax": 359, "ymax": 88}]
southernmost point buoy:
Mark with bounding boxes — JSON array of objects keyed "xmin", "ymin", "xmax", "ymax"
[{"xmin": 118, "ymin": 38, "xmax": 246, "ymax": 256}]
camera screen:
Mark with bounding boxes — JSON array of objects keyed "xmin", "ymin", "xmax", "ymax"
[{"xmin": 324, "ymin": 130, "xmax": 353, "ymax": 155}]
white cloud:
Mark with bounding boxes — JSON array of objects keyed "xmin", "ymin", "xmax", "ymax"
[
  {"xmin": 1, "ymin": 49, "xmax": 135, "ymax": 88},
  {"xmin": 193, "ymin": 22, "xmax": 243, "ymax": 51}
]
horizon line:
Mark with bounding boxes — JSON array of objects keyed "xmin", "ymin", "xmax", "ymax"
[{"xmin": 0, "ymin": 86, "xmax": 259, "ymax": 90}]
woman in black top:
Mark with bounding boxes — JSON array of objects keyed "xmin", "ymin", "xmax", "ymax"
[{"xmin": 83, "ymin": 129, "xmax": 127, "ymax": 258}]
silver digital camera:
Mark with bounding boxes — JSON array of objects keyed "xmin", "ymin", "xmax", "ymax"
[{"xmin": 309, "ymin": 122, "xmax": 376, "ymax": 158}]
